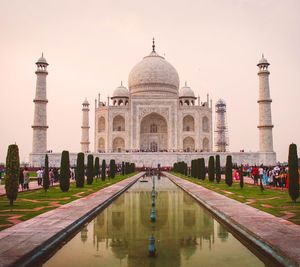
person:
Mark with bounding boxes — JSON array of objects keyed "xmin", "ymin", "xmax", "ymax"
[
  {"xmin": 23, "ymin": 167, "xmax": 30, "ymax": 190},
  {"xmin": 19, "ymin": 168, "xmax": 24, "ymax": 191},
  {"xmin": 252, "ymin": 166, "xmax": 258, "ymax": 185},
  {"xmin": 258, "ymin": 165, "xmax": 264, "ymax": 185},
  {"xmin": 37, "ymin": 168, "xmax": 43, "ymax": 186},
  {"xmin": 49, "ymin": 169, "xmax": 54, "ymax": 186}
]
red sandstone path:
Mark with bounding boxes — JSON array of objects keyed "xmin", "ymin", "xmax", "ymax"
[{"xmin": 0, "ymin": 180, "xmax": 62, "ymax": 197}]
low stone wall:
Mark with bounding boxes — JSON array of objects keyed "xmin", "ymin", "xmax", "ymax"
[{"xmin": 30, "ymin": 151, "xmax": 276, "ymax": 168}]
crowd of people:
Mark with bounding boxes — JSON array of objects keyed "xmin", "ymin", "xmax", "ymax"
[{"xmin": 232, "ymin": 165, "xmax": 291, "ymax": 188}]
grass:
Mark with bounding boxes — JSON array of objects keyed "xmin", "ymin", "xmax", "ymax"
[
  {"xmin": 0, "ymin": 172, "xmax": 137, "ymax": 231},
  {"xmin": 171, "ymin": 172, "xmax": 300, "ymax": 225}
]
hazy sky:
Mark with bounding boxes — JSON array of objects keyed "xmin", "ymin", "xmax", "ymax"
[{"xmin": 0, "ymin": 0, "xmax": 299, "ymax": 163}]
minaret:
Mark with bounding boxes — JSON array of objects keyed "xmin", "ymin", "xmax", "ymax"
[
  {"xmin": 81, "ymin": 98, "xmax": 90, "ymax": 153},
  {"xmin": 257, "ymin": 54, "xmax": 274, "ymax": 152},
  {"xmin": 32, "ymin": 54, "xmax": 48, "ymax": 154}
]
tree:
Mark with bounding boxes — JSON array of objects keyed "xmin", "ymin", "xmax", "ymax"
[
  {"xmin": 191, "ymin": 159, "xmax": 196, "ymax": 178},
  {"xmin": 94, "ymin": 157, "xmax": 100, "ymax": 178},
  {"xmin": 121, "ymin": 161, "xmax": 125, "ymax": 175},
  {"xmin": 208, "ymin": 156, "xmax": 215, "ymax": 182},
  {"xmin": 43, "ymin": 154, "xmax": 50, "ymax": 192},
  {"xmin": 125, "ymin": 162, "xmax": 130, "ymax": 175},
  {"xmin": 76, "ymin": 152, "xmax": 85, "ymax": 188},
  {"xmin": 101, "ymin": 159, "xmax": 106, "ymax": 181},
  {"xmin": 288, "ymin": 144, "xmax": 299, "ymax": 202},
  {"xmin": 215, "ymin": 154, "xmax": 221, "ymax": 183},
  {"xmin": 5, "ymin": 144, "xmax": 20, "ymax": 206},
  {"xmin": 239, "ymin": 165, "xmax": 244, "ymax": 189},
  {"xmin": 60, "ymin": 150, "xmax": 70, "ymax": 192},
  {"xmin": 199, "ymin": 158, "xmax": 206, "ymax": 180},
  {"xmin": 86, "ymin": 154, "xmax": 94, "ymax": 185},
  {"xmin": 225, "ymin": 155, "xmax": 233, "ymax": 187},
  {"xmin": 110, "ymin": 159, "xmax": 116, "ymax": 178}
]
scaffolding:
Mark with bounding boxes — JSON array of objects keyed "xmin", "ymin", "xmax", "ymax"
[{"xmin": 214, "ymin": 99, "xmax": 229, "ymax": 152}]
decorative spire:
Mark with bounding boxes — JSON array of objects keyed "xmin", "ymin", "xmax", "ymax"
[
  {"xmin": 185, "ymin": 81, "xmax": 187, "ymax": 86},
  {"xmin": 152, "ymin": 37, "xmax": 155, "ymax": 52},
  {"xmin": 121, "ymin": 80, "xmax": 123, "ymax": 86},
  {"xmin": 42, "ymin": 52, "xmax": 44, "ymax": 58}
]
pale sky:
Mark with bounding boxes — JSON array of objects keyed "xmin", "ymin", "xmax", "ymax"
[{"xmin": 0, "ymin": 0, "xmax": 299, "ymax": 163}]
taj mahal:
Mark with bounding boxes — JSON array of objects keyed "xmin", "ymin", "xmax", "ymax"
[{"xmin": 30, "ymin": 40, "xmax": 276, "ymax": 167}]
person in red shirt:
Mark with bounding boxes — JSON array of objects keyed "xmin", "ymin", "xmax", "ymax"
[{"xmin": 252, "ymin": 166, "xmax": 259, "ymax": 185}]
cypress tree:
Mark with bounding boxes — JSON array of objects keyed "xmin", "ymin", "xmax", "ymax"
[
  {"xmin": 215, "ymin": 154, "xmax": 221, "ymax": 183},
  {"xmin": 208, "ymin": 156, "xmax": 215, "ymax": 182},
  {"xmin": 59, "ymin": 150, "xmax": 70, "ymax": 192},
  {"xmin": 125, "ymin": 162, "xmax": 130, "ymax": 175},
  {"xmin": 86, "ymin": 154, "xmax": 94, "ymax": 185},
  {"xmin": 121, "ymin": 161, "xmax": 125, "ymax": 175},
  {"xmin": 225, "ymin": 155, "xmax": 233, "ymax": 187},
  {"xmin": 288, "ymin": 144, "xmax": 299, "ymax": 202},
  {"xmin": 239, "ymin": 165, "xmax": 244, "ymax": 189},
  {"xmin": 110, "ymin": 159, "xmax": 116, "ymax": 178},
  {"xmin": 94, "ymin": 157, "xmax": 100, "ymax": 178},
  {"xmin": 76, "ymin": 152, "xmax": 85, "ymax": 187},
  {"xmin": 5, "ymin": 144, "xmax": 20, "ymax": 206},
  {"xmin": 43, "ymin": 154, "xmax": 50, "ymax": 192},
  {"xmin": 200, "ymin": 158, "xmax": 206, "ymax": 180},
  {"xmin": 101, "ymin": 159, "xmax": 106, "ymax": 181},
  {"xmin": 196, "ymin": 158, "xmax": 201, "ymax": 179},
  {"xmin": 191, "ymin": 160, "xmax": 195, "ymax": 178}
]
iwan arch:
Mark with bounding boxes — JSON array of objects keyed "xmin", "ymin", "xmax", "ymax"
[{"xmin": 30, "ymin": 41, "xmax": 276, "ymax": 167}]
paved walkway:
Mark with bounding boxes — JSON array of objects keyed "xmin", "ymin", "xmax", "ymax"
[
  {"xmin": 0, "ymin": 172, "xmax": 144, "ymax": 267},
  {"xmin": 165, "ymin": 172, "xmax": 300, "ymax": 267}
]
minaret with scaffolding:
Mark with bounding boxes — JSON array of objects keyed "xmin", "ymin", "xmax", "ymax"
[{"xmin": 214, "ymin": 99, "xmax": 229, "ymax": 152}]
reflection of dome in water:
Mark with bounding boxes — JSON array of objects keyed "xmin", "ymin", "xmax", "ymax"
[
  {"xmin": 181, "ymin": 238, "xmax": 197, "ymax": 260},
  {"xmin": 110, "ymin": 239, "xmax": 128, "ymax": 260}
]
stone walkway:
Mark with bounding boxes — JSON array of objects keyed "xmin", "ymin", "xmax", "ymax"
[
  {"xmin": 0, "ymin": 181, "xmax": 60, "ymax": 196},
  {"xmin": 165, "ymin": 172, "xmax": 300, "ymax": 267},
  {"xmin": 0, "ymin": 172, "xmax": 143, "ymax": 267}
]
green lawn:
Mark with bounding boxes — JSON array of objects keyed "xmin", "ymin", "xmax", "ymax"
[
  {"xmin": 171, "ymin": 172, "xmax": 300, "ymax": 225},
  {"xmin": 0, "ymin": 173, "xmax": 137, "ymax": 231}
]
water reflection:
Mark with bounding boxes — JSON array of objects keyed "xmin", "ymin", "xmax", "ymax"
[{"xmin": 45, "ymin": 176, "xmax": 264, "ymax": 267}]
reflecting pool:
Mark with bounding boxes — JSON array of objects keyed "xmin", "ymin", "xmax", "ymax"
[{"xmin": 44, "ymin": 176, "xmax": 264, "ymax": 267}]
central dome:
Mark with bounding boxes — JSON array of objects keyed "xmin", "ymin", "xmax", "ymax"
[{"xmin": 128, "ymin": 48, "xmax": 179, "ymax": 96}]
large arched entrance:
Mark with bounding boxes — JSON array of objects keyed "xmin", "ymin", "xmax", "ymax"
[{"xmin": 140, "ymin": 113, "xmax": 168, "ymax": 152}]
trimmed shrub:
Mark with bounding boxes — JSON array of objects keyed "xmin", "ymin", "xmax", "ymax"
[
  {"xmin": 5, "ymin": 144, "xmax": 20, "ymax": 206},
  {"xmin": 225, "ymin": 155, "xmax": 233, "ymax": 187},
  {"xmin": 43, "ymin": 154, "xmax": 50, "ymax": 192},
  {"xmin": 76, "ymin": 152, "xmax": 85, "ymax": 187},
  {"xmin": 86, "ymin": 154, "xmax": 94, "ymax": 185},
  {"xmin": 215, "ymin": 154, "xmax": 221, "ymax": 183},
  {"xmin": 199, "ymin": 158, "xmax": 206, "ymax": 180},
  {"xmin": 60, "ymin": 150, "xmax": 70, "ymax": 192},
  {"xmin": 288, "ymin": 144, "xmax": 299, "ymax": 202},
  {"xmin": 125, "ymin": 162, "xmax": 130, "ymax": 175},
  {"xmin": 208, "ymin": 156, "xmax": 215, "ymax": 182},
  {"xmin": 94, "ymin": 157, "xmax": 100, "ymax": 178},
  {"xmin": 110, "ymin": 159, "xmax": 116, "ymax": 178},
  {"xmin": 239, "ymin": 165, "xmax": 244, "ymax": 189},
  {"xmin": 121, "ymin": 161, "xmax": 125, "ymax": 176},
  {"xmin": 101, "ymin": 160, "xmax": 106, "ymax": 181}
]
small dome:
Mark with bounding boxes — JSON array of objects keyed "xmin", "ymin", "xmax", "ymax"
[
  {"xmin": 112, "ymin": 83, "xmax": 129, "ymax": 98},
  {"xmin": 216, "ymin": 98, "xmax": 226, "ymax": 106},
  {"xmin": 82, "ymin": 98, "xmax": 89, "ymax": 105},
  {"xmin": 179, "ymin": 83, "xmax": 195, "ymax": 98},
  {"xmin": 257, "ymin": 54, "xmax": 269, "ymax": 66},
  {"xmin": 36, "ymin": 53, "xmax": 48, "ymax": 65}
]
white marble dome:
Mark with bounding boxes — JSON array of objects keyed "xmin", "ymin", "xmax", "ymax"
[
  {"xmin": 128, "ymin": 50, "xmax": 179, "ymax": 96},
  {"xmin": 112, "ymin": 84, "xmax": 129, "ymax": 98},
  {"xmin": 179, "ymin": 84, "xmax": 195, "ymax": 98},
  {"xmin": 36, "ymin": 54, "xmax": 48, "ymax": 65}
]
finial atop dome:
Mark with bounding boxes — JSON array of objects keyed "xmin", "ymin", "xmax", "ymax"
[
  {"xmin": 121, "ymin": 80, "xmax": 123, "ymax": 86},
  {"xmin": 152, "ymin": 37, "xmax": 155, "ymax": 52},
  {"xmin": 36, "ymin": 52, "xmax": 48, "ymax": 65},
  {"xmin": 257, "ymin": 53, "xmax": 270, "ymax": 67}
]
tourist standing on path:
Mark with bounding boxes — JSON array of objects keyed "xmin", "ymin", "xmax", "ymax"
[
  {"xmin": 19, "ymin": 168, "xmax": 24, "ymax": 191},
  {"xmin": 49, "ymin": 169, "xmax": 54, "ymax": 186},
  {"xmin": 23, "ymin": 167, "xmax": 30, "ymax": 190},
  {"xmin": 37, "ymin": 168, "xmax": 43, "ymax": 186},
  {"xmin": 252, "ymin": 166, "xmax": 258, "ymax": 185}
]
